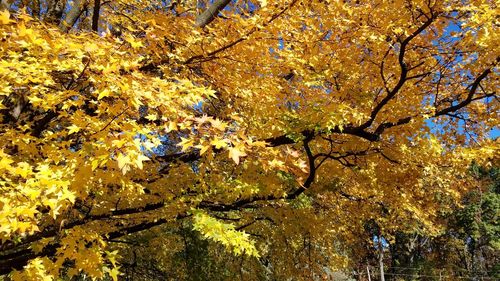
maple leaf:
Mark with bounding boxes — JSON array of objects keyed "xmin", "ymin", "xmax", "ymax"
[
  {"xmin": 178, "ymin": 137, "xmax": 195, "ymax": 152},
  {"xmin": 135, "ymin": 154, "xmax": 150, "ymax": 170},
  {"xmin": 165, "ymin": 121, "xmax": 178, "ymax": 133},
  {"xmin": 67, "ymin": 124, "xmax": 81, "ymax": 135},
  {"xmin": 195, "ymin": 115, "xmax": 210, "ymax": 124},
  {"xmin": 210, "ymin": 119, "xmax": 228, "ymax": 131},
  {"xmin": 228, "ymin": 146, "xmax": 247, "ymax": 165},
  {"xmin": 0, "ymin": 152, "xmax": 14, "ymax": 170},
  {"xmin": 210, "ymin": 137, "xmax": 228, "ymax": 149},
  {"xmin": 116, "ymin": 153, "xmax": 129, "ymax": 174},
  {"xmin": 124, "ymin": 34, "xmax": 143, "ymax": 49},
  {"xmin": 108, "ymin": 267, "xmax": 120, "ymax": 281}
]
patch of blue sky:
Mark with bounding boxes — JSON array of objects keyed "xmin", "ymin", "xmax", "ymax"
[
  {"xmin": 194, "ymin": 100, "xmax": 204, "ymax": 112},
  {"xmin": 490, "ymin": 128, "xmax": 499, "ymax": 139},
  {"xmin": 373, "ymin": 235, "xmax": 389, "ymax": 249}
]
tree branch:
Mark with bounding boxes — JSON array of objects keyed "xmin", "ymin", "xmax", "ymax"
[
  {"xmin": 434, "ymin": 57, "xmax": 498, "ymax": 116},
  {"xmin": 358, "ymin": 13, "xmax": 437, "ymax": 131},
  {"xmin": 373, "ymin": 58, "xmax": 497, "ymax": 135},
  {"xmin": 0, "ymin": 213, "xmax": 188, "ymax": 275},
  {"xmin": 0, "ymin": 201, "xmax": 167, "ymax": 253},
  {"xmin": 194, "ymin": 0, "xmax": 232, "ymax": 28},
  {"xmin": 59, "ymin": 0, "xmax": 89, "ymax": 33}
]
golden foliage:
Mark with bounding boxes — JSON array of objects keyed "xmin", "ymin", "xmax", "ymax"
[{"xmin": 0, "ymin": 0, "xmax": 498, "ymax": 279}]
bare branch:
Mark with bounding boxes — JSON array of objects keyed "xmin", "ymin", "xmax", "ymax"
[
  {"xmin": 435, "ymin": 57, "xmax": 498, "ymax": 116},
  {"xmin": 373, "ymin": 58, "xmax": 498, "ymax": 135}
]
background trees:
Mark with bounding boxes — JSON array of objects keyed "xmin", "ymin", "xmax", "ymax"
[
  {"xmin": 0, "ymin": 0, "xmax": 498, "ymax": 280},
  {"xmin": 352, "ymin": 165, "xmax": 499, "ymax": 280}
]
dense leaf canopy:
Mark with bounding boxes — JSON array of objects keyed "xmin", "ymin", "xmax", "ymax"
[{"xmin": 0, "ymin": 0, "xmax": 498, "ymax": 279}]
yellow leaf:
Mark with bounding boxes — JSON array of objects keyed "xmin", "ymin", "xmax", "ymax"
[
  {"xmin": 106, "ymin": 250, "xmax": 119, "ymax": 266},
  {"xmin": 178, "ymin": 137, "xmax": 195, "ymax": 152},
  {"xmin": 166, "ymin": 121, "xmax": 178, "ymax": 133},
  {"xmin": 210, "ymin": 137, "xmax": 228, "ymax": 149},
  {"xmin": 60, "ymin": 188, "xmax": 76, "ymax": 203},
  {"xmin": 210, "ymin": 119, "xmax": 228, "ymax": 131},
  {"xmin": 0, "ymin": 10, "xmax": 11, "ymax": 25},
  {"xmin": 0, "ymin": 152, "xmax": 14, "ymax": 170},
  {"xmin": 135, "ymin": 154, "xmax": 149, "ymax": 170},
  {"xmin": 124, "ymin": 34, "xmax": 143, "ymax": 49},
  {"xmin": 84, "ymin": 42, "xmax": 99, "ymax": 53},
  {"xmin": 116, "ymin": 153, "xmax": 130, "ymax": 171},
  {"xmin": 97, "ymin": 89, "xmax": 112, "ymax": 100},
  {"xmin": 199, "ymin": 144, "xmax": 210, "ymax": 155},
  {"xmin": 91, "ymin": 159, "xmax": 99, "ymax": 171},
  {"xmin": 67, "ymin": 267, "xmax": 79, "ymax": 279},
  {"xmin": 108, "ymin": 267, "xmax": 120, "ymax": 281},
  {"xmin": 145, "ymin": 113, "xmax": 157, "ymax": 121},
  {"xmin": 25, "ymin": 188, "xmax": 41, "ymax": 200},
  {"xmin": 228, "ymin": 146, "xmax": 247, "ymax": 165},
  {"xmin": 67, "ymin": 124, "xmax": 81, "ymax": 135},
  {"xmin": 17, "ymin": 207, "xmax": 37, "ymax": 219},
  {"xmin": 14, "ymin": 162, "xmax": 30, "ymax": 177},
  {"xmin": 112, "ymin": 139, "xmax": 128, "ymax": 148},
  {"xmin": 269, "ymin": 159, "xmax": 285, "ymax": 169}
]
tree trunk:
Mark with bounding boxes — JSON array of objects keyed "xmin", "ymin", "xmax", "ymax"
[
  {"xmin": 378, "ymin": 236, "xmax": 385, "ymax": 281},
  {"xmin": 91, "ymin": 0, "xmax": 100, "ymax": 32}
]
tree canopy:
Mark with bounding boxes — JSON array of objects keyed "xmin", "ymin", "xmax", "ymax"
[{"xmin": 0, "ymin": 0, "xmax": 498, "ymax": 280}]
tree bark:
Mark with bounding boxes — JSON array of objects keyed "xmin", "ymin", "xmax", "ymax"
[
  {"xmin": 194, "ymin": 0, "xmax": 231, "ymax": 28},
  {"xmin": 0, "ymin": 0, "xmax": 12, "ymax": 11},
  {"xmin": 91, "ymin": 0, "xmax": 100, "ymax": 32},
  {"xmin": 46, "ymin": 0, "xmax": 66, "ymax": 24},
  {"xmin": 378, "ymin": 235, "xmax": 385, "ymax": 281}
]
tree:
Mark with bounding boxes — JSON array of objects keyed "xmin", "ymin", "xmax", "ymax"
[
  {"xmin": 350, "ymin": 165, "xmax": 499, "ymax": 281},
  {"xmin": 0, "ymin": 0, "xmax": 498, "ymax": 279}
]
